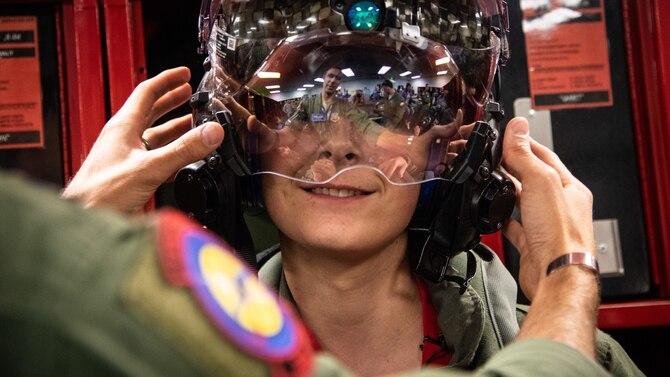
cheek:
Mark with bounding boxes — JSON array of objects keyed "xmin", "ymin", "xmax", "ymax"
[
  {"xmin": 385, "ymin": 185, "xmax": 421, "ymax": 229},
  {"xmin": 261, "ymin": 176, "xmax": 310, "ymax": 241},
  {"xmin": 262, "ymin": 176, "xmax": 290, "ymax": 227}
]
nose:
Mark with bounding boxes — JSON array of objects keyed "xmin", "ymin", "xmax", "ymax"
[{"xmin": 317, "ymin": 128, "xmax": 361, "ymax": 170}]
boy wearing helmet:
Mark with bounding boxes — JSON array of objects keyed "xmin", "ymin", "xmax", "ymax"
[{"xmin": 63, "ymin": 1, "xmax": 643, "ymax": 376}]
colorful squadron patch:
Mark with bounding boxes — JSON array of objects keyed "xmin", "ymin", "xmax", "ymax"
[{"xmin": 156, "ymin": 210, "xmax": 312, "ymax": 377}]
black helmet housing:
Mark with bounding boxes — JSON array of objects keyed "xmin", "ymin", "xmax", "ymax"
[{"xmin": 175, "ymin": 0, "xmax": 516, "ymax": 283}]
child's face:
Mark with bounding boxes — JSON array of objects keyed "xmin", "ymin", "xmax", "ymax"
[
  {"xmin": 262, "ymin": 166, "xmax": 420, "ymax": 257},
  {"xmin": 260, "ymin": 115, "xmax": 420, "ymax": 257}
]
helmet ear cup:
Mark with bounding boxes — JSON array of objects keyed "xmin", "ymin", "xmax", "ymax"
[
  {"xmin": 470, "ymin": 169, "xmax": 516, "ymax": 235},
  {"xmin": 410, "ymin": 120, "xmax": 516, "ymax": 283}
]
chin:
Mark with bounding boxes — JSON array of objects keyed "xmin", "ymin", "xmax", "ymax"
[
  {"xmin": 276, "ymin": 211, "xmax": 411, "ymax": 263},
  {"xmin": 298, "ymin": 222, "xmax": 372, "ymax": 251}
]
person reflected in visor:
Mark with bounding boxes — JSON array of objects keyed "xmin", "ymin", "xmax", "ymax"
[
  {"xmin": 374, "ymin": 79, "xmax": 407, "ymax": 130},
  {"xmin": 288, "ymin": 67, "xmax": 344, "ymax": 125}
]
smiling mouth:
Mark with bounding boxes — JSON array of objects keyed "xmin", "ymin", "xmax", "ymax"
[{"xmin": 309, "ymin": 187, "xmax": 367, "ymax": 198}]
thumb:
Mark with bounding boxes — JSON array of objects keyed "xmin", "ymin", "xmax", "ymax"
[
  {"xmin": 150, "ymin": 121, "xmax": 225, "ymax": 179},
  {"xmin": 502, "ymin": 117, "xmax": 536, "ymax": 181}
]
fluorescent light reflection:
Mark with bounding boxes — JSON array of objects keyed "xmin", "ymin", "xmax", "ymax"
[
  {"xmin": 435, "ymin": 57, "xmax": 452, "ymax": 65},
  {"xmin": 377, "ymin": 66, "xmax": 391, "ymax": 74},
  {"xmin": 257, "ymin": 71, "xmax": 281, "ymax": 78}
]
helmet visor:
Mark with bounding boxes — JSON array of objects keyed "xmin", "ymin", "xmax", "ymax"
[{"xmin": 200, "ymin": 1, "xmax": 503, "ymax": 185}]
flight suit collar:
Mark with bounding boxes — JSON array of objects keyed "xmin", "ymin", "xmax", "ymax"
[{"xmin": 258, "ymin": 251, "xmax": 488, "ymax": 369}]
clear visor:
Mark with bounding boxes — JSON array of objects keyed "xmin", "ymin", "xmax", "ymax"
[{"xmin": 200, "ymin": 26, "xmax": 501, "ymax": 185}]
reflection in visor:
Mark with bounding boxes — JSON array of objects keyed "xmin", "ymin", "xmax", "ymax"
[
  {"xmin": 245, "ymin": 29, "xmax": 458, "ymax": 102},
  {"xmin": 254, "ymin": 100, "xmax": 460, "ymax": 185},
  {"xmin": 203, "ymin": 28, "xmax": 495, "ymax": 186},
  {"xmin": 223, "ymin": 88, "xmax": 467, "ymax": 186}
]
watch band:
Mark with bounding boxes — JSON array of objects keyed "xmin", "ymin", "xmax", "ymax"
[{"xmin": 546, "ymin": 252, "xmax": 600, "ymax": 277}]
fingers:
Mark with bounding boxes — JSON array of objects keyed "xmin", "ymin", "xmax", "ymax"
[
  {"xmin": 143, "ymin": 114, "xmax": 192, "ymax": 149},
  {"xmin": 379, "ymin": 157, "xmax": 409, "ymax": 181},
  {"xmin": 528, "ymin": 138, "xmax": 576, "ymax": 187},
  {"xmin": 502, "ymin": 218, "xmax": 526, "ymax": 254},
  {"xmin": 247, "ymin": 116, "xmax": 280, "ymax": 152},
  {"xmin": 456, "ymin": 122, "xmax": 474, "ymax": 140},
  {"xmin": 421, "ymin": 111, "xmax": 463, "ymax": 144},
  {"xmin": 503, "ymin": 117, "xmax": 579, "ymax": 192},
  {"xmin": 504, "ymin": 167, "xmax": 523, "ymax": 198},
  {"xmin": 246, "ymin": 115, "xmax": 267, "ymax": 134},
  {"xmin": 223, "ymin": 97, "xmax": 253, "ymax": 124},
  {"xmin": 146, "ymin": 83, "xmax": 193, "ymax": 126},
  {"xmin": 453, "ymin": 108, "xmax": 463, "ymax": 128},
  {"xmin": 147, "ymin": 121, "xmax": 224, "ymax": 181},
  {"xmin": 117, "ymin": 67, "xmax": 191, "ymax": 132},
  {"xmin": 425, "ymin": 109, "xmax": 463, "ymax": 139},
  {"xmin": 428, "ymin": 121, "xmax": 460, "ymax": 140},
  {"xmin": 501, "ymin": 117, "xmax": 546, "ymax": 182},
  {"xmin": 447, "ymin": 139, "xmax": 467, "ymax": 154}
]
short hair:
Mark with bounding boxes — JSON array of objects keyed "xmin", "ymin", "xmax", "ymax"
[
  {"xmin": 381, "ymin": 79, "xmax": 393, "ymax": 88},
  {"xmin": 323, "ymin": 66, "xmax": 343, "ymax": 75}
]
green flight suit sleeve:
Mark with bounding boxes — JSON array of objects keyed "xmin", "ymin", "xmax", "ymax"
[
  {"xmin": 310, "ymin": 340, "xmax": 611, "ymax": 377},
  {"xmin": 0, "ymin": 172, "xmax": 269, "ymax": 377},
  {"xmin": 595, "ymin": 330, "xmax": 645, "ymax": 377},
  {"xmin": 516, "ymin": 305, "xmax": 644, "ymax": 376}
]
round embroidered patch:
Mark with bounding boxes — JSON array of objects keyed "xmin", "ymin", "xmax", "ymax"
[
  {"xmin": 155, "ymin": 209, "xmax": 312, "ymax": 377},
  {"xmin": 182, "ymin": 230, "xmax": 299, "ymax": 360}
]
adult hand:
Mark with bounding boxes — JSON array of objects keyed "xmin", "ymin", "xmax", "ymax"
[
  {"xmin": 374, "ymin": 109, "xmax": 463, "ymax": 180},
  {"xmin": 62, "ymin": 67, "xmax": 224, "ymax": 214},
  {"xmin": 501, "ymin": 117, "xmax": 595, "ymax": 300}
]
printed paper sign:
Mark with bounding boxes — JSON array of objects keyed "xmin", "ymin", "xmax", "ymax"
[
  {"xmin": 0, "ymin": 16, "xmax": 44, "ymax": 149},
  {"xmin": 521, "ymin": 0, "xmax": 613, "ymax": 110}
]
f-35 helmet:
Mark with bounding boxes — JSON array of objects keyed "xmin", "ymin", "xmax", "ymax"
[{"xmin": 175, "ymin": 0, "xmax": 515, "ymax": 281}]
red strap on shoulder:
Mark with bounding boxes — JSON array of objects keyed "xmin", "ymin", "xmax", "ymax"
[{"xmin": 416, "ymin": 277, "xmax": 452, "ymax": 366}]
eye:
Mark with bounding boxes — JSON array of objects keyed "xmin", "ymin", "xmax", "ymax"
[{"xmin": 345, "ymin": 153, "xmax": 355, "ymax": 160}]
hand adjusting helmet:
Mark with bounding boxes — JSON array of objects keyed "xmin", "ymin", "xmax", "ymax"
[{"xmin": 174, "ymin": 0, "xmax": 516, "ymax": 283}]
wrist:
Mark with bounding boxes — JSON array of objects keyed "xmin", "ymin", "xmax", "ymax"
[
  {"xmin": 546, "ymin": 252, "xmax": 599, "ymax": 277},
  {"xmin": 521, "ymin": 264, "xmax": 601, "ymax": 359}
]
